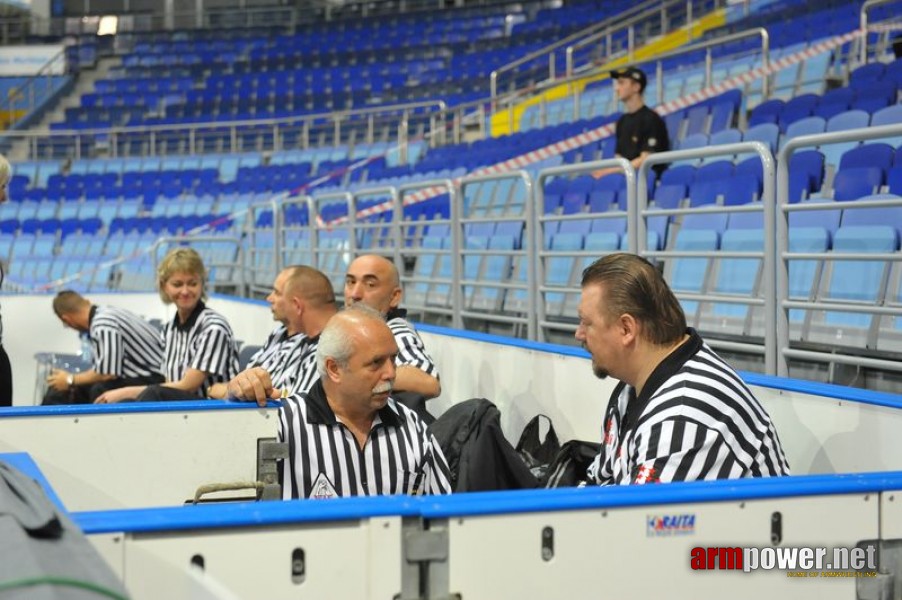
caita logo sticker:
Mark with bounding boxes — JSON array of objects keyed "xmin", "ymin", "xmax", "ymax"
[{"xmin": 310, "ymin": 473, "xmax": 338, "ymax": 499}]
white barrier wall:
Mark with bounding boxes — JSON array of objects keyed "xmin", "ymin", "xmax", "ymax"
[
  {"xmin": 88, "ymin": 513, "xmax": 405, "ymax": 600},
  {"xmin": 6, "ymin": 293, "xmax": 902, "ymax": 486},
  {"xmin": 418, "ymin": 327, "xmax": 902, "ymax": 476},
  {"xmin": 0, "ymin": 403, "xmax": 279, "ymax": 511},
  {"xmin": 71, "ymin": 475, "xmax": 902, "ymax": 600}
]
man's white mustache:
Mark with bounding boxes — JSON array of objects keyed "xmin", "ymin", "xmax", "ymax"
[{"xmin": 372, "ymin": 381, "xmax": 393, "ymax": 395}]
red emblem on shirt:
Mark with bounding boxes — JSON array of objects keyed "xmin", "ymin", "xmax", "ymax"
[
  {"xmin": 635, "ymin": 465, "xmax": 659, "ymax": 484},
  {"xmin": 603, "ymin": 418, "xmax": 615, "ymax": 445}
]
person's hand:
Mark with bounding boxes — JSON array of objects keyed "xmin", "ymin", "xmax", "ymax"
[
  {"xmin": 46, "ymin": 369, "xmax": 72, "ymax": 392},
  {"xmin": 227, "ymin": 367, "xmax": 282, "ymax": 407},
  {"xmin": 95, "ymin": 387, "xmax": 134, "ymax": 404},
  {"xmin": 591, "ymin": 167, "xmax": 617, "ymax": 179}
]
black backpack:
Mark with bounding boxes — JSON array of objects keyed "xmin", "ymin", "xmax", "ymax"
[
  {"xmin": 430, "ymin": 398, "xmax": 539, "ymax": 492},
  {"xmin": 543, "ymin": 439, "xmax": 602, "ymax": 488},
  {"xmin": 515, "ymin": 414, "xmax": 561, "ymax": 484}
]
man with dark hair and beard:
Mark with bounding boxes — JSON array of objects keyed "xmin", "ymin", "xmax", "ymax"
[{"xmin": 575, "ymin": 253, "xmax": 790, "ymax": 485}]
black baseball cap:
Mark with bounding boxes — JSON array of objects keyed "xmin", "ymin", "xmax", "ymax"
[{"xmin": 610, "ymin": 66, "xmax": 647, "ymax": 92}]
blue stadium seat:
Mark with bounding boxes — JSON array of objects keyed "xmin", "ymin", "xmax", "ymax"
[
  {"xmin": 743, "ymin": 123, "xmax": 779, "ymax": 154},
  {"xmin": 779, "ymin": 93, "xmax": 820, "ymax": 131},
  {"xmin": 652, "ymin": 184, "xmax": 685, "ymax": 209},
  {"xmin": 888, "ymin": 167, "xmax": 902, "ymax": 196},
  {"xmin": 708, "ymin": 128, "xmax": 741, "ymax": 147},
  {"xmin": 468, "ymin": 235, "xmax": 516, "ymax": 312},
  {"xmin": 544, "ymin": 231, "xmax": 583, "ymax": 318},
  {"xmin": 839, "ymin": 143, "xmax": 895, "ymax": 174},
  {"xmin": 783, "ymin": 116, "xmax": 826, "ymax": 146},
  {"xmin": 666, "ymin": 212, "xmax": 727, "ymax": 326},
  {"xmin": 660, "ymin": 164, "xmax": 696, "ymax": 188},
  {"xmin": 788, "ymin": 150, "xmax": 826, "ymax": 203},
  {"xmin": 821, "ymin": 110, "xmax": 871, "ymax": 168},
  {"xmin": 700, "ymin": 211, "xmax": 765, "ymax": 336},
  {"xmin": 870, "ymin": 104, "xmax": 902, "ymax": 148},
  {"xmin": 832, "ymin": 167, "xmax": 883, "ymax": 201},
  {"xmin": 678, "ymin": 132, "xmax": 708, "ymax": 152},
  {"xmin": 748, "ymin": 98, "xmax": 784, "ymax": 127},
  {"xmin": 806, "ymin": 207, "xmax": 902, "ymax": 348}
]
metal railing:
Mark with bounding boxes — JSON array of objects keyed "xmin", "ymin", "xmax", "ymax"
[
  {"xmin": 489, "ymin": 0, "xmax": 712, "ymax": 110},
  {"xmin": 150, "ymin": 235, "xmax": 245, "ymax": 295},
  {"xmin": 0, "ymin": 0, "xmax": 529, "ymax": 38},
  {"xmin": 397, "ymin": 179, "xmax": 459, "ymax": 326},
  {"xmin": 0, "ymin": 48, "xmax": 68, "ymax": 131},
  {"xmin": 458, "ymin": 171, "xmax": 535, "ymax": 337},
  {"xmin": 511, "ymin": 26, "xmax": 769, "ymax": 133},
  {"xmin": 775, "ymin": 123, "xmax": 902, "ymax": 379},
  {"xmin": 18, "ymin": 120, "xmax": 902, "ymax": 389},
  {"xmin": 1, "ymin": 99, "xmax": 447, "ymax": 161},
  {"xmin": 859, "ymin": 0, "xmax": 902, "ymax": 65},
  {"xmin": 534, "ymin": 158, "xmax": 633, "ymax": 342},
  {"xmin": 639, "ymin": 141, "xmax": 777, "ymax": 372},
  {"xmin": 569, "ymin": 27, "xmax": 770, "ymax": 105}
]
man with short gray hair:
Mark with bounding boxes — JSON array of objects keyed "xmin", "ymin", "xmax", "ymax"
[{"xmin": 278, "ymin": 305, "xmax": 451, "ymax": 499}]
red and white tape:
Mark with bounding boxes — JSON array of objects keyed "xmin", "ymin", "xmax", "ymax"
[
  {"xmin": 318, "ymin": 28, "xmax": 869, "ymax": 227},
  {"xmin": 32, "ymin": 25, "xmax": 888, "ymax": 291}
]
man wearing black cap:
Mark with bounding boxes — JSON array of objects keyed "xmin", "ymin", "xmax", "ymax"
[{"xmin": 593, "ymin": 66, "xmax": 670, "ymax": 179}]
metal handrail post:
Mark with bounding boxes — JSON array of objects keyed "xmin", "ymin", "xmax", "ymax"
[
  {"xmin": 271, "ymin": 196, "xmax": 283, "ymax": 274},
  {"xmin": 450, "ymin": 180, "xmax": 463, "ymax": 329},
  {"xmin": 639, "ymin": 141, "xmax": 776, "ymax": 373},
  {"xmin": 524, "ymin": 172, "xmax": 537, "ymax": 340},
  {"xmin": 776, "ymin": 122, "xmax": 902, "ymax": 376},
  {"xmin": 396, "ymin": 178, "xmax": 456, "ymax": 320},
  {"xmin": 458, "ymin": 170, "xmax": 535, "ymax": 337},
  {"xmin": 349, "ymin": 186, "xmax": 399, "ymax": 262},
  {"xmin": 535, "ymin": 159, "xmax": 632, "ymax": 342},
  {"xmin": 307, "ymin": 196, "xmax": 320, "ymax": 273},
  {"xmin": 390, "ymin": 187, "xmax": 403, "ymax": 268},
  {"xmin": 860, "ymin": 0, "xmax": 902, "ymax": 65}
]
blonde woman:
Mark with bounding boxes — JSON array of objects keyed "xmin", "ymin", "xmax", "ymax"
[
  {"xmin": 96, "ymin": 248, "xmax": 239, "ymax": 402},
  {"xmin": 0, "ymin": 154, "xmax": 11, "ymax": 405}
]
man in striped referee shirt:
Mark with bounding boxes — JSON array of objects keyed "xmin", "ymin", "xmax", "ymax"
[
  {"xmin": 344, "ymin": 254, "xmax": 441, "ymax": 423},
  {"xmin": 575, "ymin": 253, "xmax": 790, "ymax": 485},
  {"xmin": 216, "ymin": 265, "xmax": 338, "ymax": 405},
  {"xmin": 279, "ymin": 304, "xmax": 452, "ymax": 499},
  {"xmin": 43, "ymin": 291, "xmax": 165, "ymax": 405}
]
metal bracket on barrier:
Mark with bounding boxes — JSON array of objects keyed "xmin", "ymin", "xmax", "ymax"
[
  {"xmin": 256, "ymin": 437, "xmax": 288, "ymax": 501},
  {"xmin": 858, "ymin": 540, "xmax": 902, "ymax": 600},
  {"xmin": 398, "ymin": 518, "xmax": 454, "ymax": 600}
]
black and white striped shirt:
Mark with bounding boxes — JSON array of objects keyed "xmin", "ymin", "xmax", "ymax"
[
  {"xmin": 279, "ymin": 379, "xmax": 452, "ymax": 499},
  {"xmin": 161, "ymin": 301, "xmax": 239, "ymax": 395},
  {"xmin": 248, "ymin": 325, "xmax": 313, "ymax": 392},
  {"xmin": 285, "ymin": 334, "xmax": 321, "ymax": 396},
  {"xmin": 89, "ymin": 305, "xmax": 164, "ymax": 379},
  {"xmin": 386, "ymin": 308, "xmax": 439, "ymax": 377},
  {"xmin": 588, "ymin": 329, "xmax": 790, "ymax": 485}
]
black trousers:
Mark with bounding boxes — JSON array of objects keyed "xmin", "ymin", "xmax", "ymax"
[
  {"xmin": 136, "ymin": 384, "xmax": 203, "ymax": 402},
  {"xmin": 42, "ymin": 373, "xmax": 165, "ymax": 406},
  {"xmin": 0, "ymin": 345, "xmax": 11, "ymax": 407}
]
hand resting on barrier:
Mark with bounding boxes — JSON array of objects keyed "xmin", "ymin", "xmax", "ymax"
[{"xmin": 226, "ymin": 367, "xmax": 282, "ymax": 407}]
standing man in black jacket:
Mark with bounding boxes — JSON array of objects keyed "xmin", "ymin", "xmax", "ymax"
[{"xmin": 593, "ymin": 66, "xmax": 671, "ymax": 180}]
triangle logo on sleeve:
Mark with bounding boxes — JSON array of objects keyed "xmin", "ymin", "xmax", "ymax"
[{"xmin": 310, "ymin": 473, "xmax": 338, "ymax": 499}]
